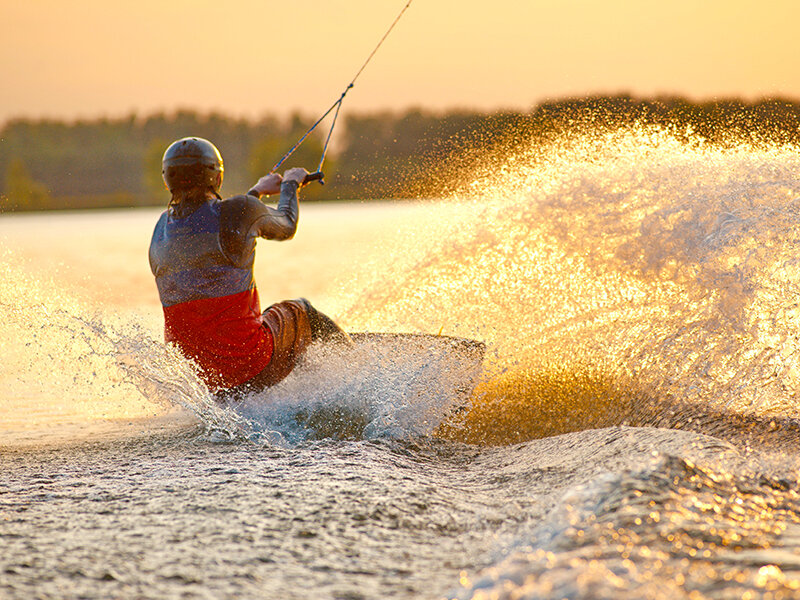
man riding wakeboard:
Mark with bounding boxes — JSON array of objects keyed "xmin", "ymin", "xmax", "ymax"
[{"xmin": 149, "ymin": 137, "xmax": 349, "ymax": 401}]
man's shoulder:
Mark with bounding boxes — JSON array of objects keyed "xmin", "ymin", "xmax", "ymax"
[
  {"xmin": 152, "ymin": 208, "xmax": 169, "ymax": 230},
  {"xmin": 220, "ymin": 193, "xmax": 263, "ymax": 213},
  {"xmin": 219, "ymin": 194, "xmax": 268, "ymax": 234}
]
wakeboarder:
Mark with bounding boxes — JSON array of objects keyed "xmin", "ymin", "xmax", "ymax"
[{"xmin": 148, "ymin": 137, "xmax": 348, "ymax": 401}]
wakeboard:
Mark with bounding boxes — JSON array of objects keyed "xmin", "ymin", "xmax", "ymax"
[
  {"xmin": 293, "ymin": 332, "xmax": 486, "ymax": 440},
  {"xmin": 348, "ymin": 332, "xmax": 485, "ymax": 396}
]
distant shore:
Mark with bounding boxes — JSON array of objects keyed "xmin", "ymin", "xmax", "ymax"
[{"xmin": 2, "ymin": 95, "xmax": 799, "ymax": 212}]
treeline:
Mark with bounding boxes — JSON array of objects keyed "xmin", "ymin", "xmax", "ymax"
[{"xmin": 2, "ymin": 96, "xmax": 800, "ymax": 211}]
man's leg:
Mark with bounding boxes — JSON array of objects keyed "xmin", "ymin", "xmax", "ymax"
[
  {"xmin": 218, "ymin": 299, "xmax": 350, "ymax": 400},
  {"xmin": 294, "ymin": 298, "xmax": 351, "ymax": 345}
]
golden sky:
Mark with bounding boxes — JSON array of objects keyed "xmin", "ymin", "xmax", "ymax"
[{"xmin": 1, "ymin": 0, "xmax": 798, "ymax": 123}]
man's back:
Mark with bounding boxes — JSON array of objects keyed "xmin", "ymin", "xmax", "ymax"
[{"xmin": 149, "ymin": 195, "xmax": 282, "ymax": 390}]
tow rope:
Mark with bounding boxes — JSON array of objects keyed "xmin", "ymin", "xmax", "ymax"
[{"xmin": 274, "ymin": 0, "xmax": 414, "ymax": 186}]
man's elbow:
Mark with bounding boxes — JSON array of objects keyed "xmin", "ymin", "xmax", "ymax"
[{"xmin": 274, "ymin": 223, "xmax": 297, "ymax": 241}]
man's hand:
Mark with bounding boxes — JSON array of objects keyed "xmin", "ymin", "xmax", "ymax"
[
  {"xmin": 251, "ymin": 173, "xmax": 283, "ymax": 197},
  {"xmin": 282, "ymin": 167, "xmax": 309, "ymax": 186}
]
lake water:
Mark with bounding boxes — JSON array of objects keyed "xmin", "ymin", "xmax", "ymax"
[{"xmin": 3, "ymin": 127, "xmax": 800, "ymax": 599}]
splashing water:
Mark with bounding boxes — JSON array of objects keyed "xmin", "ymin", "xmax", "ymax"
[
  {"xmin": 234, "ymin": 333, "xmax": 483, "ymax": 444},
  {"xmin": 0, "ymin": 249, "xmax": 483, "ymax": 446},
  {"xmin": 340, "ymin": 126, "xmax": 800, "ymax": 446},
  {"xmin": 0, "ymin": 251, "xmax": 213, "ymax": 444}
]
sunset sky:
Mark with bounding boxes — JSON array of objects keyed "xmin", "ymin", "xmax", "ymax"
[{"xmin": 1, "ymin": 0, "xmax": 798, "ymax": 124}]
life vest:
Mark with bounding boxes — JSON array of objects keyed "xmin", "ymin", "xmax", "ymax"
[{"xmin": 149, "ymin": 200, "xmax": 273, "ymax": 390}]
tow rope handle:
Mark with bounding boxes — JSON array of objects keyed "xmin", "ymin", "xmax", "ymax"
[
  {"xmin": 303, "ymin": 171, "xmax": 325, "ymax": 186},
  {"xmin": 246, "ymin": 171, "xmax": 324, "ymax": 197}
]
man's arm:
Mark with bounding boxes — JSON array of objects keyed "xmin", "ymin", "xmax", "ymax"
[
  {"xmin": 247, "ymin": 167, "xmax": 308, "ymax": 240},
  {"xmin": 249, "ymin": 180, "xmax": 299, "ymax": 241},
  {"xmin": 219, "ymin": 169, "xmax": 308, "ymax": 264}
]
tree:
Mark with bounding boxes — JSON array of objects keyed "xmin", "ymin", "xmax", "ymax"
[
  {"xmin": 2, "ymin": 158, "xmax": 51, "ymax": 211},
  {"xmin": 142, "ymin": 138, "xmax": 170, "ymax": 201}
]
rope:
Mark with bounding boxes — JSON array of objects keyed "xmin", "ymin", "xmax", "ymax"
[
  {"xmin": 272, "ymin": 0, "xmax": 413, "ymax": 175},
  {"xmin": 316, "ymin": 95, "xmax": 345, "ymax": 172}
]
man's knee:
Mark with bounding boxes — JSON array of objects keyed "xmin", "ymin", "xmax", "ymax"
[
  {"xmin": 293, "ymin": 297, "xmax": 313, "ymax": 312},
  {"xmin": 293, "ymin": 298, "xmax": 350, "ymax": 344}
]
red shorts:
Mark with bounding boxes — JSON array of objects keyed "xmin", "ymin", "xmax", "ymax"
[{"xmin": 215, "ymin": 299, "xmax": 313, "ymax": 401}]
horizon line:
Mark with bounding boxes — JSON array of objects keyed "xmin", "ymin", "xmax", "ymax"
[{"xmin": 4, "ymin": 92, "xmax": 799, "ymax": 129}]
